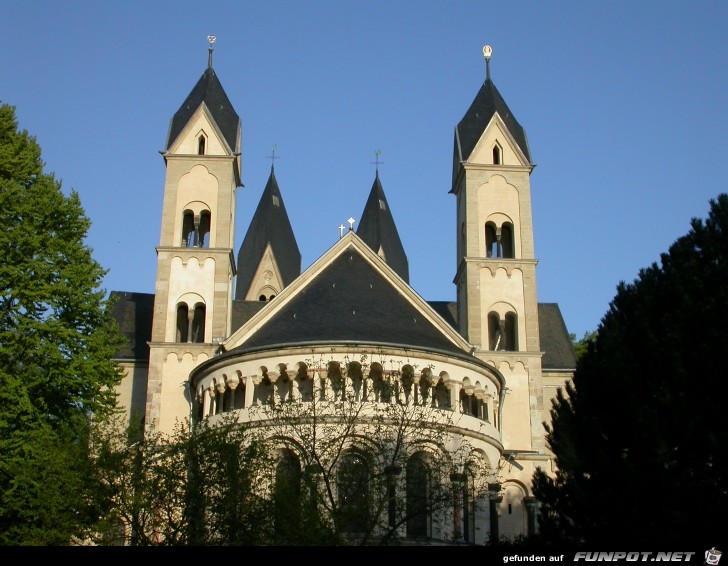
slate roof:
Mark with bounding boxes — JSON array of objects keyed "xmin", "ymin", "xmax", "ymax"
[
  {"xmin": 107, "ymin": 289, "xmax": 575, "ymax": 371},
  {"xmin": 109, "ymin": 291, "xmax": 154, "ymax": 360},
  {"xmin": 235, "ymin": 166, "xmax": 301, "ymax": 300},
  {"xmin": 356, "ymin": 172, "xmax": 409, "ymax": 283},
  {"xmin": 454, "ymin": 78, "xmax": 531, "ymax": 167},
  {"xmin": 231, "ymin": 247, "xmax": 464, "ymax": 356},
  {"xmin": 538, "ymin": 303, "xmax": 578, "ymax": 370},
  {"xmin": 166, "ymin": 66, "xmax": 240, "ymax": 152}
]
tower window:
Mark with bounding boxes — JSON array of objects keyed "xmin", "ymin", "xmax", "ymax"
[
  {"xmin": 198, "ymin": 211, "xmax": 211, "ymax": 248},
  {"xmin": 191, "ymin": 304, "xmax": 206, "ymax": 343},
  {"xmin": 485, "ymin": 223, "xmax": 499, "ymax": 258},
  {"xmin": 182, "ymin": 211, "xmax": 195, "ymax": 247},
  {"xmin": 176, "ymin": 304, "xmax": 189, "ymax": 342},
  {"xmin": 198, "ymin": 135, "xmax": 206, "ymax": 155},
  {"xmin": 272, "ymin": 195, "xmax": 280, "ymax": 207},
  {"xmin": 259, "ymin": 295, "xmax": 267, "ymax": 302},
  {"xmin": 501, "ymin": 223, "xmax": 514, "ymax": 258},
  {"xmin": 493, "ymin": 143, "xmax": 502, "ymax": 165},
  {"xmin": 504, "ymin": 312, "xmax": 518, "ymax": 351},
  {"xmin": 488, "ymin": 311, "xmax": 502, "ymax": 350},
  {"xmin": 379, "ymin": 199, "xmax": 386, "ymax": 211}
]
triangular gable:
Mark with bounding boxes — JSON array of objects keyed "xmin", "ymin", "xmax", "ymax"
[
  {"xmin": 468, "ymin": 112, "xmax": 531, "ymax": 167},
  {"xmin": 167, "ymin": 102, "xmax": 234, "ymax": 156},
  {"xmin": 225, "ymin": 232, "xmax": 471, "ymax": 355}
]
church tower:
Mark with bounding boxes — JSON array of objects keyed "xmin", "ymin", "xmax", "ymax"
[
  {"xmin": 452, "ymin": 47, "xmax": 547, "ymax": 532},
  {"xmin": 145, "ymin": 40, "xmax": 242, "ymax": 432}
]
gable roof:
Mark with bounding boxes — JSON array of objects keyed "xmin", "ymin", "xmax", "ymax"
[
  {"xmin": 356, "ymin": 172, "xmax": 409, "ymax": 283},
  {"xmin": 454, "ymin": 78, "xmax": 531, "ymax": 165},
  {"xmin": 166, "ymin": 66, "xmax": 240, "ymax": 152},
  {"xmin": 227, "ymin": 233, "xmax": 469, "ymax": 356},
  {"xmin": 235, "ymin": 166, "xmax": 301, "ymax": 299},
  {"xmin": 538, "ymin": 303, "xmax": 578, "ymax": 370}
]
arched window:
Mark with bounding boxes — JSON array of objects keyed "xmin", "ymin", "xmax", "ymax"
[
  {"xmin": 197, "ymin": 134, "xmax": 206, "ymax": 155},
  {"xmin": 488, "ymin": 311, "xmax": 503, "ymax": 351},
  {"xmin": 406, "ymin": 453, "xmax": 430, "ymax": 539},
  {"xmin": 182, "ymin": 211, "xmax": 195, "ymax": 247},
  {"xmin": 274, "ymin": 450, "xmax": 302, "ymax": 536},
  {"xmin": 198, "ymin": 211, "xmax": 211, "ymax": 248},
  {"xmin": 176, "ymin": 304, "xmax": 189, "ymax": 343},
  {"xmin": 485, "ymin": 223, "xmax": 498, "ymax": 258},
  {"xmin": 259, "ymin": 295, "xmax": 267, "ymax": 301},
  {"xmin": 337, "ymin": 452, "xmax": 370, "ymax": 533},
  {"xmin": 504, "ymin": 312, "xmax": 518, "ymax": 351},
  {"xmin": 501, "ymin": 222, "xmax": 514, "ymax": 258},
  {"xmin": 492, "ymin": 143, "xmax": 502, "ymax": 165},
  {"xmin": 191, "ymin": 304, "xmax": 206, "ymax": 343}
]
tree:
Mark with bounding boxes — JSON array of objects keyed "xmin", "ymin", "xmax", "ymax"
[
  {"xmin": 533, "ymin": 194, "xmax": 728, "ymax": 547},
  {"xmin": 90, "ymin": 414, "xmax": 275, "ymax": 546},
  {"xmin": 0, "ymin": 103, "xmax": 125, "ymax": 544},
  {"xmin": 245, "ymin": 352, "xmax": 494, "ymax": 546},
  {"xmin": 569, "ymin": 330, "xmax": 597, "ymax": 361},
  {"xmin": 93, "ymin": 353, "xmax": 497, "ymax": 546}
]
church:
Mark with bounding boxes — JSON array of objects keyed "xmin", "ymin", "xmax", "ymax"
[{"xmin": 110, "ymin": 42, "xmax": 576, "ymax": 545}]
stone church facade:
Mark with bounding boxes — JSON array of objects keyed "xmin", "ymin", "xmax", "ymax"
[{"xmin": 110, "ymin": 45, "xmax": 576, "ymax": 545}]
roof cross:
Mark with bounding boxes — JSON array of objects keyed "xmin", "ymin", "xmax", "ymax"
[
  {"xmin": 267, "ymin": 144, "xmax": 280, "ymax": 169},
  {"xmin": 370, "ymin": 149, "xmax": 383, "ymax": 175},
  {"xmin": 338, "ymin": 224, "xmax": 346, "ymax": 239}
]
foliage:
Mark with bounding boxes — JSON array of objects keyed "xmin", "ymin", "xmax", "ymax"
[
  {"xmin": 534, "ymin": 194, "xmax": 728, "ymax": 546},
  {"xmin": 568, "ymin": 330, "xmax": 597, "ymax": 361},
  {"xmin": 0, "ymin": 102, "xmax": 125, "ymax": 544},
  {"xmin": 90, "ymin": 414, "xmax": 275, "ymax": 546},
  {"xmin": 94, "ymin": 352, "xmax": 496, "ymax": 546},
  {"xmin": 246, "ymin": 352, "xmax": 494, "ymax": 545}
]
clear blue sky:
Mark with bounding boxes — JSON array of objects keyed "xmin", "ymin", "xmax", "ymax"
[{"xmin": 2, "ymin": 1, "xmax": 726, "ymax": 340}]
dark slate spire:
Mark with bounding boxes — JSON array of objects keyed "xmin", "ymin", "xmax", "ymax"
[
  {"xmin": 356, "ymin": 172, "xmax": 409, "ymax": 283},
  {"xmin": 235, "ymin": 166, "xmax": 301, "ymax": 300},
  {"xmin": 166, "ymin": 65, "xmax": 240, "ymax": 152},
  {"xmin": 454, "ymin": 73, "xmax": 531, "ymax": 165}
]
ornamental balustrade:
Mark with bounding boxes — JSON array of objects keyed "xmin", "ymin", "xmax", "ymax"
[{"xmin": 193, "ymin": 362, "xmax": 498, "ymax": 428}]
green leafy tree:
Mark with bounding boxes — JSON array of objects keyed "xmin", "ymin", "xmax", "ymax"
[
  {"xmin": 91, "ymin": 415, "xmax": 275, "ymax": 546},
  {"xmin": 569, "ymin": 330, "xmax": 597, "ymax": 361},
  {"xmin": 0, "ymin": 103, "xmax": 125, "ymax": 544},
  {"xmin": 533, "ymin": 194, "xmax": 728, "ymax": 547}
]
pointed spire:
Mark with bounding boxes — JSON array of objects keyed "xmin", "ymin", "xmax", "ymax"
[
  {"xmin": 166, "ymin": 40, "xmax": 240, "ymax": 153},
  {"xmin": 235, "ymin": 167, "xmax": 301, "ymax": 300},
  {"xmin": 452, "ymin": 46, "xmax": 531, "ymax": 168},
  {"xmin": 356, "ymin": 172, "xmax": 409, "ymax": 283}
]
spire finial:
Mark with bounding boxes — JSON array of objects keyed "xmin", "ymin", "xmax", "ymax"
[
  {"xmin": 267, "ymin": 144, "xmax": 279, "ymax": 171},
  {"xmin": 347, "ymin": 217, "xmax": 356, "ymax": 232},
  {"xmin": 483, "ymin": 45, "xmax": 492, "ymax": 81},
  {"xmin": 370, "ymin": 149, "xmax": 383, "ymax": 176},
  {"xmin": 207, "ymin": 35, "xmax": 216, "ymax": 69}
]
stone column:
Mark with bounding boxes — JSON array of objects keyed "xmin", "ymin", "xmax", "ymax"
[
  {"xmin": 449, "ymin": 381, "xmax": 462, "ymax": 414},
  {"xmin": 202, "ymin": 386, "xmax": 211, "ymax": 417},
  {"xmin": 244, "ymin": 375, "xmax": 255, "ymax": 408},
  {"xmin": 227, "ymin": 375, "xmax": 240, "ymax": 411},
  {"xmin": 251, "ymin": 375, "xmax": 262, "ymax": 406},
  {"xmin": 215, "ymin": 381, "xmax": 226, "ymax": 414},
  {"xmin": 289, "ymin": 370, "xmax": 301, "ymax": 402},
  {"xmin": 362, "ymin": 370, "xmax": 372, "ymax": 402}
]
